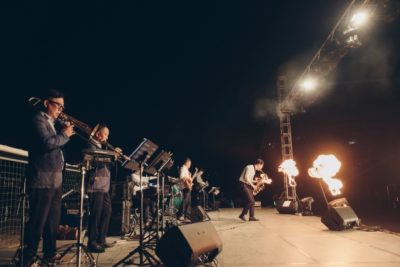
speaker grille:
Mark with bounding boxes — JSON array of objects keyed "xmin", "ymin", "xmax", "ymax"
[
  {"xmin": 321, "ymin": 206, "xmax": 360, "ymax": 231},
  {"xmin": 156, "ymin": 221, "xmax": 222, "ymax": 267}
]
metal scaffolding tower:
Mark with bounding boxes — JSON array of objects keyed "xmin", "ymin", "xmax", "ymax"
[{"xmin": 277, "ymin": 75, "xmax": 297, "ymax": 202}]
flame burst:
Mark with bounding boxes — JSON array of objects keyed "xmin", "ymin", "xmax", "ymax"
[
  {"xmin": 279, "ymin": 159, "xmax": 299, "ymax": 187},
  {"xmin": 308, "ymin": 154, "xmax": 343, "ymax": 196}
]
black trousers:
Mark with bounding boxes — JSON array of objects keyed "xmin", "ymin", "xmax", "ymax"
[
  {"xmin": 134, "ymin": 191, "xmax": 157, "ymax": 222},
  {"xmin": 240, "ymin": 182, "xmax": 255, "ymax": 218},
  {"xmin": 177, "ymin": 188, "xmax": 191, "ymax": 218},
  {"xmin": 88, "ymin": 192, "xmax": 111, "ymax": 245},
  {"xmin": 191, "ymin": 190, "xmax": 209, "ymax": 209},
  {"xmin": 25, "ymin": 187, "xmax": 62, "ymax": 258},
  {"xmin": 191, "ymin": 189, "xmax": 199, "ymax": 207}
]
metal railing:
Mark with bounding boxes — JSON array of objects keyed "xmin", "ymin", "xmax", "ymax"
[{"xmin": 0, "ymin": 144, "xmax": 80, "ymax": 248}]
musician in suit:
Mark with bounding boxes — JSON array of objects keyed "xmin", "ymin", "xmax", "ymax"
[
  {"xmin": 25, "ymin": 89, "xmax": 74, "ymax": 265},
  {"xmin": 86, "ymin": 124, "xmax": 114, "ymax": 253},
  {"xmin": 238, "ymin": 159, "xmax": 264, "ymax": 222},
  {"xmin": 177, "ymin": 158, "xmax": 193, "ymax": 222}
]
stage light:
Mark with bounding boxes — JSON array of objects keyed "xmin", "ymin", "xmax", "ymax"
[
  {"xmin": 342, "ymin": 27, "xmax": 362, "ymax": 48},
  {"xmin": 300, "ymin": 77, "xmax": 318, "ymax": 92},
  {"xmin": 341, "ymin": 9, "xmax": 371, "ymax": 49},
  {"xmin": 350, "ymin": 10, "xmax": 369, "ymax": 28}
]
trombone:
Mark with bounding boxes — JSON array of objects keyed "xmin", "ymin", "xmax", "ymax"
[{"xmin": 28, "ymin": 97, "xmax": 130, "ymax": 160}]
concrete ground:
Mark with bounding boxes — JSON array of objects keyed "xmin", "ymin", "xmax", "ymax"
[{"xmin": 1, "ymin": 207, "xmax": 400, "ymax": 267}]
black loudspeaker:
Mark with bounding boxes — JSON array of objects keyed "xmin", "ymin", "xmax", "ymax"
[
  {"xmin": 321, "ymin": 206, "xmax": 360, "ymax": 231},
  {"xmin": 191, "ymin": 206, "xmax": 210, "ymax": 222},
  {"xmin": 276, "ymin": 199, "xmax": 298, "ymax": 214},
  {"xmin": 108, "ymin": 200, "xmax": 131, "ymax": 235},
  {"xmin": 156, "ymin": 221, "xmax": 223, "ymax": 267}
]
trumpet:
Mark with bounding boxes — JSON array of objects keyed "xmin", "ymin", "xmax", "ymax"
[{"xmin": 28, "ymin": 97, "xmax": 130, "ymax": 160}]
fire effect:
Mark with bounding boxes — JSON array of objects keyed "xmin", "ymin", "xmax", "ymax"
[
  {"xmin": 278, "ymin": 159, "xmax": 299, "ymax": 187},
  {"xmin": 308, "ymin": 154, "xmax": 343, "ymax": 196}
]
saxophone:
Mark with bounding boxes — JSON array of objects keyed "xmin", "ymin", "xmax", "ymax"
[{"xmin": 253, "ymin": 171, "xmax": 272, "ymax": 196}]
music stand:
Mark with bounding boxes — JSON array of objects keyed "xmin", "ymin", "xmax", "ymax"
[
  {"xmin": 198, "ymin": 181, "xmax": 209, "ymax": 210},
  {"xmin": 122, "ymin": 138, "xmax": 158, "ymax": 172},
  {"xmin": 144, "ymin": 150, "xmax": 173, "ymax": 176},
  {"xmin": 208, "ymin": 187, "xmax": 220, "ymax": 211},
  {"xmin": 59, "ymin": 149, "xmax": 117, "ymax": 267},
  {"xmin": 113, "ymin": 139, "xmax": 159, "ymax": 267},
  {"xmin": 144, "ymin": 151, "xmax": 173, "ymax": 237}
]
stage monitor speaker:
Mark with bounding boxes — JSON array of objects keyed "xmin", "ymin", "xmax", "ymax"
[
  {"xmin": 191, "ymin": 205, "xmax": 210, "ymax": 222},
  {"xmin": 276, "ymin": 199, "xmax": 298, "ymax": 214},
  {"xmin": 156, "ymin": 221, "xmax": 223, "ymax": 267},
  {"xmin": 321, "ymin": 206, "xmax": 360, "ymax": 231}
]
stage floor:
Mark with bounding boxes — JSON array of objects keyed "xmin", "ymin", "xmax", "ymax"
[{"xmin": 1, "ymin": 207, "xmax": 400, "ymax": 266}]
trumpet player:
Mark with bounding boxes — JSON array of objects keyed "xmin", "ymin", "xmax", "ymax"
[
  {"xmin": 238, "ymin": 159, "xmax": 264, "ymax": 222},
  {"xmin": 25, "ymin": 89, "xmax": 75, "ymax": 266}
]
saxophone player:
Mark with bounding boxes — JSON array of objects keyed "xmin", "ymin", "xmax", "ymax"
[{"xmin": 238, "ymin": 159, "xmax": 264, "ymax": 222}]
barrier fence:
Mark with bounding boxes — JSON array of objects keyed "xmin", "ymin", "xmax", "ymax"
[{"xmin": 0, "ymin": 144, "xmax": 80, "ymax": 249}]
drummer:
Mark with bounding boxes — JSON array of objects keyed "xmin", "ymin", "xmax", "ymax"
[{"xmin": 130, "ymin": 167, "xmax": 157, "ymax": 228}]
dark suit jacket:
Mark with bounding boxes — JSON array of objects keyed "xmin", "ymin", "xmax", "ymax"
[{"xmin": 27, "ymin": 111, "xmax": 70, "ymax": 189}]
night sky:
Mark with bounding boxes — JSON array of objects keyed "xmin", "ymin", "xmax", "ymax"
[{"xmin": 1, "ymin": 1, "xmax": 400, "ymax": 207}]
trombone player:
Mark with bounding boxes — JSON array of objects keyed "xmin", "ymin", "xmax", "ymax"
[
  {"xmin": 24, "ymin": 89, "xmax": 74, "ymax": 266},
  {"xmin": 86, "ymin": 123, "xmax": 116, "ymax": 253}
]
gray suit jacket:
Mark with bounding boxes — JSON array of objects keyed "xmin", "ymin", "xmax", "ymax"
[
  {"xmin": 27, "ymin": 112, "xmax": 70, "ymax": 189},
  {"xmin": 86, "ymin": 141, "xmax": 111, "ymax": 193}
]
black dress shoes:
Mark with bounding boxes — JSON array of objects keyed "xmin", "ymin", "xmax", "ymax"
[
  {"xmin": 43, "ymin": 253, "xmax": 63, "ymax": 265},
  {"xmin": 239, "ymin": 215, "xmax": 246, "ymax": 221},
  {"xmin": 100, "ymin": 242, "xmax": 115, "ymax": 248},
  {"xmin": 249, "ymin": 217, "xmax": 260, "ymax": 221},
  {"xmin": 88, "ymin": 243, "xmax": 105, "ymax": 253}
]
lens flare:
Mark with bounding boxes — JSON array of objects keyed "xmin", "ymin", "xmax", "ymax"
[
  {"xmin": 300, "ymin": 77, "xmax": 318, "ymax": 92},
  {"xmin": 350, "ymin": 10, "xmax": 369, "ymax": 28}
]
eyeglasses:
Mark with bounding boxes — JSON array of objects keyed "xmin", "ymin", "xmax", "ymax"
[{"xmin": 48, "ymin": 99, "xmax": 65, "ymax": 111}]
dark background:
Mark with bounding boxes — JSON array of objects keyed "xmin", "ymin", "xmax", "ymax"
[{"xmin": 1, "ymin": 1, "xmax": 400, "ymax": 229}]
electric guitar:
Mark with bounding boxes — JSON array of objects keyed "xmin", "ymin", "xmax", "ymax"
[{"xmin": 182, "ymin": 167, "xmax": 198, "ymax": 191}]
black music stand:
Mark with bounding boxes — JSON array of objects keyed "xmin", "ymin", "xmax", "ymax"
[
  {"xmin": 59, "ymin": 149, "xmax": 117, "ymax": 267},
  {"xmin": 198, "ymin": 181, "xmax": 209, "ymax": 210},
  {"xmin": 144, "ymin": 151, "xmax": 173, "ymax": 239},
  {"xmin": 122, "ymin": 138, "xmax": 158, "ymax": 172},
  {"xmin": 113, "ymin": 139, "xmax": 159, "ymax": 267},
  {"xmin": 209, "ymin": 187, "xmax": 220, "ymax": 211}
]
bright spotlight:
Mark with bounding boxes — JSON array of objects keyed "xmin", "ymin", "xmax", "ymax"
[
  {"xmin": 350, "ymin": 10, "xmax": 369, "ymax": 28},
  {"xmin": 300, "ymin": 77, "xmax": 318, "ymax": 92}
]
